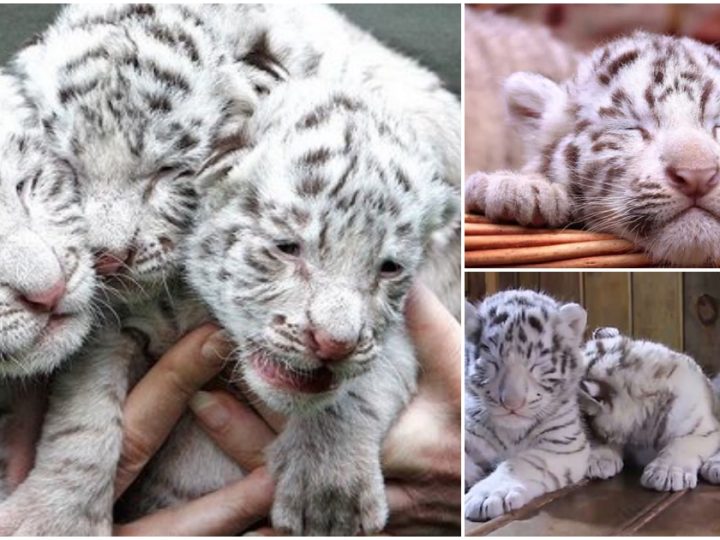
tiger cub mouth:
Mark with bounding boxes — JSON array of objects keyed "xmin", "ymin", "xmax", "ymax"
[{"xmin": 249, "ymin": 350, "xmax": 339, "ymax": 394}]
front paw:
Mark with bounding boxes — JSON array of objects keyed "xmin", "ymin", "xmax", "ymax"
[
  {"xmin": 465, "ymin": 170, "xmax": 571, "ymax": 228},
  {"xmin": 464, "ymin": 477, "xmax": 530, "ymax": 522},
  {"xmin": 0, "ymin": 485, "xmax": 111, "ymax": 535},
  {"xmin": 587, "ymin": 446, "xmax": 623, "ymax": 480},
  {"xmin": 641, "ymin": 459, "xmax": 697, "ymax": 491},
  {"xmin": 701, "ymin": 455, "xmax": 720, "ymax": 484},
  {"xmin": 271, "ymin": 461, "xmax": 387, "ymax": 535}
]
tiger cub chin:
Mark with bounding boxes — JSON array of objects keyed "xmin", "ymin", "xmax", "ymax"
[
  {"xmin": 466, "ymin": 32, "xmax": 720, "ymax": 266},
  {"xmin": 465, "ymin": 290, "xmax": 589, "ymax": 522},
  {"xmin": 581, "ymin": 327, "xmax": 720, "ymax": 491}
]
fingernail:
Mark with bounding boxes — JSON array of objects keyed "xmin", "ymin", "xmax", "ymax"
[
  {"xmin": 201, "ymin": 330, "xmax": 233, "ymax": 365},
  {"xmin": 189, "ymin": 391, "xmax": 230, "ymax": 431}
]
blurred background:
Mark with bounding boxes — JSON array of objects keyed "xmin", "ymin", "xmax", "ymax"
[
  {"xmin": 466, "ymin": 272, "xmax": 720, "ymax": 374},
  {"xmin": 0, "ymin": 4, "xmax": 460, "ymax": 94},
  {"xmin": 470, "ymin": 4, "xmax": 720, "ymax": 51}
]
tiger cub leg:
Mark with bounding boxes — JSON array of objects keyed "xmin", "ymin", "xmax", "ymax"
[
  {"xmin": 465, "ymin": 430, "xmax": 589, "ymax": 521},
  {"xmin": 465, "ymin": 170, "xmax": 572, "ymax": 228},
  {"xmin": 586, "ymin": 443, "xmax": 624, "ymax": 480},
  {"xmin": 0, "ymin": 333, "xmax": 140, "ymax": 535},
  {"xmin": 642, "ymin": 430, "xmax": 720, "ymax": 491}
]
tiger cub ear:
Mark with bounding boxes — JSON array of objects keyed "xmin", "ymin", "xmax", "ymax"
[
  {"xmin": 503, "ymin": 71, "xmax": 567, "ymax": 133},
  {"xmin": 579, "ymin": 379, "xmax": 613, "ymax": 416},
  {"xmin": 593, "ymin": 326, "xmax": 620, "ymax": 340},
  {"xmin": 557, "ymin": 302, "xmax": 587, "ymax": 345},
  {"xmin": 578, "ymin": 379, "xmax": 603, "ymax": 416}
]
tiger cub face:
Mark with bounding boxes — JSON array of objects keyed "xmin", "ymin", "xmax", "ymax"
[
  {"xmin": 186, "ymin": 81, "xmax": 458, "ymax": 413},
  {"xmin": 466, "ymin": 290, "xmax": 587, "ymax": 431},
  {"xmin": 506, "ymin": 32, "xmax": 720, "ymax": 266},
  {"xmin": 0, "ymin": 73, "xmax": 96, "ymax": 377}
]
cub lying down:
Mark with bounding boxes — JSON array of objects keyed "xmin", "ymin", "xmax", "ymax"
[
  {"xmin": 581, "ymin": 327, "xmax": 720, "ymax": 491},
  {"xmin": 465, "ymin": 290, "xmax": 589, "ymax": 521},
  {"xmin": 466, "ymin": 32, "xmax": 720, "ymax": 266}
]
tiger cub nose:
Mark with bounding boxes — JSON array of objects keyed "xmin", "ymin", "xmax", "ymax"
[
  {"xmin": 20, "ymin": 280, "xmax": 67, "ymax": 312},
  {"xmin": 306, "ymin": 328, "xmax": 358, "ymax": 363},
  {"xmin": 666, "ymin": 165, "xmax": 719, "ymax": 198}
]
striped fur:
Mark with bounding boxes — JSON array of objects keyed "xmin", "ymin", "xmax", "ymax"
[
  {"xmin": 0, "ymin": 7, "xmax": 459, "ymax": 535},
  {"xmin": 12, "ymin": 5, "xmax": 257, "ymax": 299},
  {"xmin": 466, "ymin": 32, "xmax": 720, "ymax": 266},
  {"xmin": 181, "ymin": 78, "xmax": 456, "ymax": 535},
  {"xmin": 465, "ymin": 290, "xmax": 589, "ymax": 521},
  {"xmin": 0, "ymin": 71, "xmax": 96, "ymax": 379},
  {"xmin": 581, "ymin": 327, "xmax": 720, "ymax": 491}
]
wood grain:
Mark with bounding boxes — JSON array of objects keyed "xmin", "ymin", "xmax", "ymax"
[
  {"xmin": 583, "ymin": 272, "xmax": 631, "ymax": 336},
  {"xmin": 632, "ymin": 272, "xmax": 683, "ymax": 350},
  {"xmin": 683, "ymin": 273, "xmax": 720, "ymax": 374}
]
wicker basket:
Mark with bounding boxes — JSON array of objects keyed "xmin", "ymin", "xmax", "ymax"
[{"xmin": 464, "ymin": 214, "xmax": 655, "ymax": 268}]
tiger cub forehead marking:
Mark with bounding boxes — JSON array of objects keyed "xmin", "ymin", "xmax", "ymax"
[{"xmin": 573, "ymin": 32, "xmax": 720, "ymax": 129}]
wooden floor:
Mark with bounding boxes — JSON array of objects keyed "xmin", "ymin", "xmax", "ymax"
[{"xmin": 466, "ymin": 468, "xmax": 720, "ymax": 536}]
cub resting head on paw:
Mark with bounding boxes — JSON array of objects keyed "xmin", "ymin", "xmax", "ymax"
[{"xmin": 467, "ymin": 32, "xmax": 720, "ymax": 266}]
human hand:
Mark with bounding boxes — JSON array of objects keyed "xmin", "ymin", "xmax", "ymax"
[
  {"xmin": 190, "ymin": 282, "xmax": 462, "ymax": 535},
  {"xmin": 112, "ymin": 324, "xmax": 275, "ymax": 535},
  {"xmin": 382, "ymin": 281, "xmax": 462, "ymax": 535}
]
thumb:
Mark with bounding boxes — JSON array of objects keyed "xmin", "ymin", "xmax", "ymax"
[{"xmin": 404, "ymin": 281, "xmax": 461, "ymax": 409}]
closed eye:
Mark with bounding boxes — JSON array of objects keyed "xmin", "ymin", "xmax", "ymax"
[{"xmin": 276, "ymin": 241, "xmax": 301, "ymax": 257}]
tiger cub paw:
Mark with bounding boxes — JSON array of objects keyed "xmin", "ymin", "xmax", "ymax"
[
  {"xmin": 464, "ymin": 476, "xmax": 531, "ymax": 522},
  {"xmin": 700, "ymin": 454, "xmax": 720, "ymax": 484},
  {"xmin": 587, "ymin": 445, "xmax": 623, "ymax": 480},
  {"xmin": 465, "ymin": 170, "xmax": 571, "ymax": 228},
  {"xmin": 641, "ymin": 458, "xmax": 697, "ymax": 491}
]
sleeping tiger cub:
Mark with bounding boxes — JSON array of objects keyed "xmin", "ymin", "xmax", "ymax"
[
  {"xmin": 581, "ymin": 327, "xmax": 720, "ymax": 491},
  {"xmin": 466, "ymin": 32, "xmax": 720, "ymax": 266},
  {"xmin": 465, "ymin": 290, "xmax": 589, "ymax": 521}
]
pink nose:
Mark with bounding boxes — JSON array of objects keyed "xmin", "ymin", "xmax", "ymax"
[
  {"xmin": 500, "ymin": 392, "xmax": 526, "ymax": 412},
  {"xmin": 21, "ymin": 280, "xmax": 66, "ymax": 312},
  {"xmin": 666, "ymin": 165, "xmax": 719, "ymax": 197},
  {"xmin": 306, "ymin": 328, "xmax": 358, "ymax": 363},
  {"xmin": 94, "ymin": 250, "xmax": 130, "ymax": 276}
]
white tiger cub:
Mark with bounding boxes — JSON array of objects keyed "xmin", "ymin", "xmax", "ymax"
[
  {"xmin": 0, "ymin": 71, "xmax": 96, "ymax": 379},
  {"xmin": 581, "ymin": 327, "xmax": 720, "ymax": 491},
  {"xmin": 465, "ymin": 290, "xmax": 590, "ymax": 521},
  {"xmin": 466, "ymin": 32, "xmax": 720, "ymax": 266},
  {"xmin": 0, "ymin": 81, "xmax": 458, "ymax": 536},
  {"xmin": 0, "ymin": 70, "xmax": 96, "ymax": 500}
]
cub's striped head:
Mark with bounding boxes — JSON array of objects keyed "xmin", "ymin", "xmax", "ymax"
[
  {"xmin": 14, "ymin": 5, "xmax": 248, "ymax": 299},
  {"xmin": 0, "ymin": 73, "xmax": 96, "ymax": 377},
  {"xmin": 466, "ymin": 290, "xmax": 586, "ymax": 430},
  {"xmin": 580, "ymin": 327, "xmax": 691, "ymax": 445},
  {"xmin": 506, "ymin": 33, "xmax": 720, "ymax": 266},
  {"xmin": 187, "ymin": 80, "xmax": 458, "ymax": 413}
]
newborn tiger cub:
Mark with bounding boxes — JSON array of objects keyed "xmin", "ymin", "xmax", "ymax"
[
  {"xmin": 0, "ymin": 78, "xmax": 459, "ymax": 535},
  {"xmin": 466, "ymin": 32, "xmax": 720, "ymax": 266},
  {"xmin": 581, "ymin": 327, "xmax": 720, "ymax": 491},
  {"xmin": 0, "ymin": 71, "xmax": 96, "ymax": 499},
  {"xmin": 465, "ymin": 290, "xmax": 589, "ymax": 521}
]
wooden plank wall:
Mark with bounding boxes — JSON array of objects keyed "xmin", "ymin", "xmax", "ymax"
[{"xmin": 465, "ymin": 272, "xmax": 720, "ymax": 372}]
